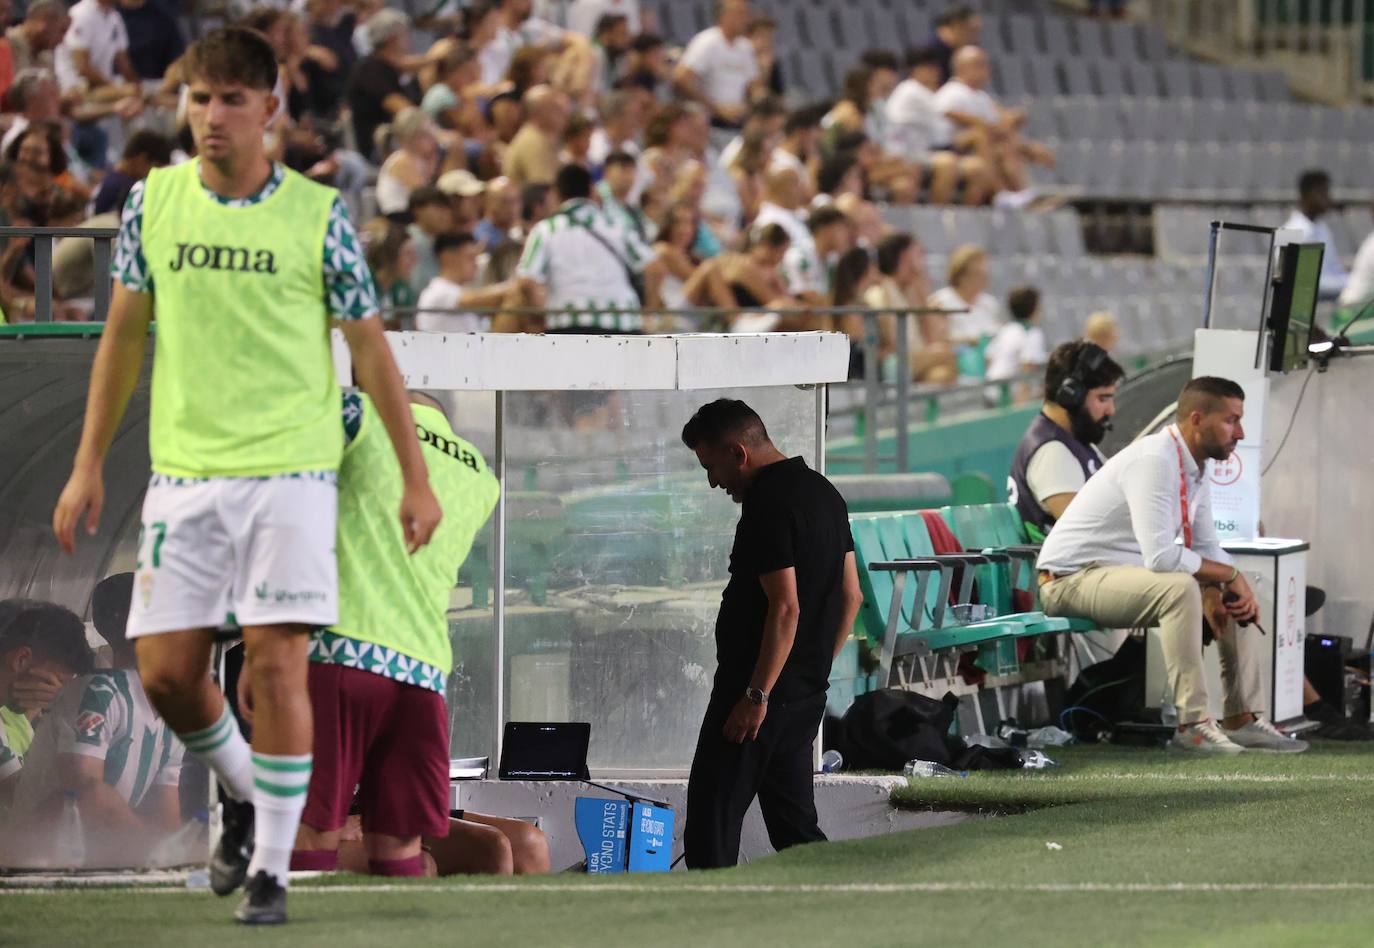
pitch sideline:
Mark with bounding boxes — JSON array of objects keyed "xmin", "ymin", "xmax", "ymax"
[{"xmin": 6, "ymin": 881, "xmax": 1374, "ymax": 896}]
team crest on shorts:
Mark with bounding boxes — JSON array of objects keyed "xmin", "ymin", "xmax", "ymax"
[{"xmin": 139, "ymin": 571, "xmax": 154, "ymax": 608}]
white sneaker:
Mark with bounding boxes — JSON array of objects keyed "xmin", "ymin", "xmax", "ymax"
[
  {"xmin": 1168, "ymin": 721, "xmax": 1245, "ymax": 754},
  {"xmin": 1224, "ymin": 717, "xmax": 1310, "ymax": 753}
]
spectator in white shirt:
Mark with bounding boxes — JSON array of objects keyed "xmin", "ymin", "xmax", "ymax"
[
  {"xmin": 416, "ymin": 232, "xmax": 520, "ymax": 333},
  {"xmin": 1280, "ymin": 169, "xmax": 1349, "ymax": 302},
  {"xmin": 781, "ymin": 203, "xmax": 852, "ymax": 308},
  {"xmin": 54, "ymin": 0, "xmax": 139, "ymax": 94},
  {"xmin": 673, "ymin": 0, "xmax": 763, "ymax": 128},
  {"xmin": 886, "ymin": 45, "xmax": 994, "ymax": 206},
  {"xmin": 752, "ymin": 167, "xmax": 812, "ymax": 254},
  {"xmin": 587, "ymin": 89, "xmax": 645, "ymax": 166},
  {"xmin": 52, "ymin": 0, "xmax": 144, "ymax": 169},
  {"xmin": 934, "ymin": 46, "xmax": 1054, "ymax": 207},
  {"xmin": 927, "ymin": 244, "xmax": 1005, "ymax": 345},
  {"xmin": 1340, "ymin": 228, "xmax": 1374, "ymax": 308},
  {"xmin": 985, "ymin": 285, "xmax": 1049, "ymax": 382},
  {"xmin": 1038, "ymin": 377, "xmax": 1308, "ymax": 755},
  {"xmin": 504, "ymin": 162, "xmax": 665, "ymax": 333}
]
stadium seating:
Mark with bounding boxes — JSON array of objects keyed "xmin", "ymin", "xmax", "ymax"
[{"xmin": 846, "ymin": 500, "xmax": 1106, "ymax": 729}]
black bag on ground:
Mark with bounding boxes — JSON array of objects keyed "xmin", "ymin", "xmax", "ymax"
[
  {"xmin": 831, "ymin": 689, "xmax": 962, "ymax": 770},
  {"xmin": 827, "ymin": 689, "xmax": 1030, "ymax": 771},
  {"xmin": 1062, "ymin": 635, "xmax": 1148, "ymax": 739}
]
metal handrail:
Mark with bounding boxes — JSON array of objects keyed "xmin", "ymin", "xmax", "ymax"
[{"xmin": 0, "ymin": 225, "xmax": 119, "ymax": 325}]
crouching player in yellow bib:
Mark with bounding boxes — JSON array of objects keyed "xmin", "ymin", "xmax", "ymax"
[
  {"xmin": 240, "ymin": 392, "xmax": 547, "ymax": 877},
  {"xmin": 51, "ymin": 27, "xmax": 441, "ymax": 925}
]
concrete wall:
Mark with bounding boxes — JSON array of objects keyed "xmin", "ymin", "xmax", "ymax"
[{"xmin": 452, "ymin": 776, "xmax": 968, "ymax": 870}]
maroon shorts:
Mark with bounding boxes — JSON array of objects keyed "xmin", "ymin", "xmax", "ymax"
[{"xmin": 303, "ymin": 662, "xmax": 449, "ymax": 839}]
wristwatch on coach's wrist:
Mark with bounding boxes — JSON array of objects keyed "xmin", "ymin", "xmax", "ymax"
[{"xmin": 745, "ymin": 687, "xmax": 769, "ymax": 706}]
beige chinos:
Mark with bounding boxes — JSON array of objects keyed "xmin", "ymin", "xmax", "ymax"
[{"xmin": 1041, "ymin": 565, "xmax": 1265, "ymax": 724}]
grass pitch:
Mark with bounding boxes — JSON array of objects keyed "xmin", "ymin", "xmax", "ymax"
[{"xmin": 5, "ymin": 742, "xmax": 1374, "ymax": 948}]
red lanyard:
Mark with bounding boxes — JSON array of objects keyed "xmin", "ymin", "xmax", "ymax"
[{"xmin": 1168, "ymin": 428, "xmax": 1192, "ymax": 549}]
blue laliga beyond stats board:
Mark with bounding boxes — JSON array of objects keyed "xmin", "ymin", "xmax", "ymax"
[{"xmin": 575, "ymin": 798, "xmax": 674, "ymax": 873}]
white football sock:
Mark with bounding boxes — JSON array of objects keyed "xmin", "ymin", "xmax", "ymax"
[
  {"xmin": 176, "ymin": 703, "xmax": 253, "ymax": 802},
  {"xmin": 247, "ymin": 752, "xmax": 312, "ymax": 887}
]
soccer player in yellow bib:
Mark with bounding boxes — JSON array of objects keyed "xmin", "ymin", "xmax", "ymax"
[
  {"xmin": 51, "ymin": 28, "xmax": 442, "ymax": 925},
  {"xmin": 242, "ymin": 392, "xmax": 547, "ymax": 878}
]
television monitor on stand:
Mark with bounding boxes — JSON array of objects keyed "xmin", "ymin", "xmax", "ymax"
[{"xmin": 1267, "ymin": 242, "xmax": 1324, "ymax": 374}]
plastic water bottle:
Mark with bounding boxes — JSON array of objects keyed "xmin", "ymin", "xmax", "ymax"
[
  {"xmin": 1020, "ymin": 750, "xmax": 1060, "ymax": 770},
  {"xmin": 148, "ymin": 809, "xmax": 211, "ymax": 869},
  {"xmin": 1025, "ymin": 726, "xmax": 1075, "ymax": 748},
  {"xmin": 820, "ymin": 749, "xmax": 844, "ymax": 774},
  {"xmin": 903, "ymin": 760, "xmax": 967, "ymax": 778},
  {"xmin": 55, "ymin": 791, "xmax": 85, "ymax": 868}
]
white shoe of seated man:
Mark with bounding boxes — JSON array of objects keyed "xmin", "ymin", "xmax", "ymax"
[
  {"xmin": 1168, "ymin": 720, "xmax": 1244, "ymax": 754},
  {"xmin": 1223, "ymin": 716, "xmax": 1309, "ymax": 753}
]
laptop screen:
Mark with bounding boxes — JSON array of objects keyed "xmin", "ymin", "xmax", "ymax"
[{"xmin": 498, "ymin": 722, "xmax": 591, "ymax": 780}]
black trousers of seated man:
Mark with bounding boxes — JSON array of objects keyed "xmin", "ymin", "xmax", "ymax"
[{"xmin": 684, "ymin": 686, "xmax": 828, "ymax": 869}]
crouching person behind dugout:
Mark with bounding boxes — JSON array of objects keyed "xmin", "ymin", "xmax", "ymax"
[{"xmin": 239, "ymin": 391, "xmax": 548, "ymax": 876}]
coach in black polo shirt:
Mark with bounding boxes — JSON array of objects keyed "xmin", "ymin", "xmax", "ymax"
[{"xmin": 680, "ymin": 399, "xmax": 863, "ymax": 870}]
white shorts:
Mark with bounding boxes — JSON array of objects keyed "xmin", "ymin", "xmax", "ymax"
[{"xmin": 127, "ymin": 474, "xmax": 339, "ymax": 638}]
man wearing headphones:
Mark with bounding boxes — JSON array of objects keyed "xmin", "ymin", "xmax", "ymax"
[{"xmin": 1007, "ymin": 342, "xmax": 1124, "ymax": 541}]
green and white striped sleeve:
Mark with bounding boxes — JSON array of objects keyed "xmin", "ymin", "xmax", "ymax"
[
  {"xmin": 64, "ymin": 675, "xmax": 120, "ymax": 757},
  {"xmin": 516, "ymin": 220, "xmax": 552, "ymax": 284},
  {"xmin": 622, "ymin": 216, "xmax": 656, "ymax": 271}
]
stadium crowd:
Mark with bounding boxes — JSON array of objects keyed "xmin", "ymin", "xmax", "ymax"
[{"xmin": 0, "ymin": 0, "xmax": 1085, "ymax": 386}]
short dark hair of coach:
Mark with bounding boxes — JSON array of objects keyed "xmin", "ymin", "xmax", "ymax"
[{"xmin": 679, "ymin": 399, "xmax": 864, "ymax": 870}]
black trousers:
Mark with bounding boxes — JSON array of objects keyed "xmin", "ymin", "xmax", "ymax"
[{"xmin": 683, "ymin": 687, "xmax": 828, "ymax": 869}]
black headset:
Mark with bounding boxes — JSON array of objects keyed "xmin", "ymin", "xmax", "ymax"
[{"xmin": 1053, "ymin": 342, "xmax": 1110, "ymax": 411}]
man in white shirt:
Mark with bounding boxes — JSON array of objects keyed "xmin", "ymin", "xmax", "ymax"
[
  {"xmin": 887, "ymin": 47, "xmax": 957, "ymax": 158},
  {"xmin": 984, "ymin": 285, "xmax": 1049, "ymax": 382},
  {"xmin": 934, "ymin": 46, "xmax": 1053, "ymax": 205},
  {"xmin": 1037, "ymin": 377, "xmax": 1308, "ymax": 754},
  {"xmin": 10, "ymin": 574, "xmax": 183, "ymax": 866},
  {"xmin": 782, "ymin": 204, "xmax": 852, "ymax": 305},
  {"xmin": 1339, "ymin": 228, "xmax": 1374, "ymax": 309},
  {"xmin": 752, "ymin": 167, "xmax": 813, "ymax": 256},
  {"xmin": 1281, "ymin": 170, "xmax": 1349, "ymax": 302},
  {"xmin": 586, "ymin": 89, "xmax": 644, "ymax": 167},
  {"xmin": 416, "ymin": 232, "xmax": 519, "ymax": 334},
  {"xmin": 508, "ymin": 162, "xmax": 664, "ymax": 333},
  {"xmin": 1007, "ymin": 341, "xmax": 1123, "ymax": 541},
  {"xmin": 886, "ymin": 45, "xmax": 993, "ymax": 208},
  {"xmin": 673, "ymin": 0, "xmax": 763, "ymax": 128},
  {"xmin": 53, "ymin": 0, "xmax": 138, "ymax": 94}
]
